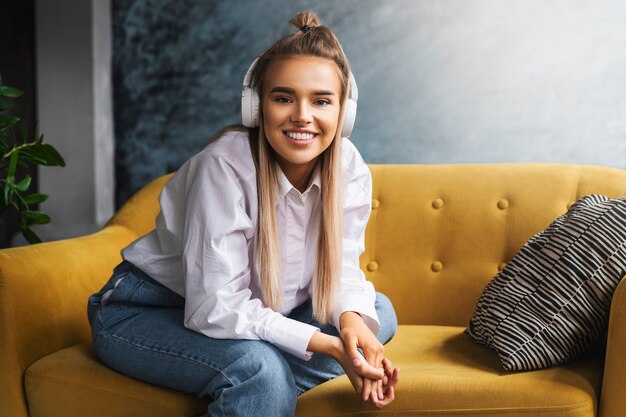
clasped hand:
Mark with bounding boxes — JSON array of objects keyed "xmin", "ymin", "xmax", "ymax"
[{"xmin": 336, "ymin": 312, "xmax": 399, "ymax": 409}]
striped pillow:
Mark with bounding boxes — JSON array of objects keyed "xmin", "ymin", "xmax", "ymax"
[{"xmin": 466, "ymin": 194, "xmax": 626, "ymax": 371}]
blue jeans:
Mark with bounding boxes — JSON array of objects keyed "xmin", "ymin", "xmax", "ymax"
[{"xmin": 87, "ymin": 260, "xmax": 398, "ymax": 417}]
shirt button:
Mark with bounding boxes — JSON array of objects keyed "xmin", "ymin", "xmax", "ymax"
[
  {"xmin": 367, "ymin": 261, "xmax": 378, "ymax": 272},
  {"xmin": 497, "ymin": 199, "xmax": 509, "ymax": 209},
  {"xmin": 372, "ymin": 199, "xmax": 380, "ymax": 209},
  {"xmin": 431, "ymin": 261, "xmax": 443, "ymax": 272},
  {"xmin": 432, "ymin": 198, "xmax": 444, "ymax": 209}
]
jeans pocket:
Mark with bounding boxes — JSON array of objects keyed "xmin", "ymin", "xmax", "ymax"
[{"xmin": 90, "ymin": 270, "xmax": 139, "ymax": 329}]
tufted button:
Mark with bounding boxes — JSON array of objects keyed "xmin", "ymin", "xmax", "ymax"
[
  {"xmin": 497, "ymin": 199, "xmax": 509, "ymax": 210},
  {"xmin": 431, "ymin": 261, "xmax": 443, "ymax": 272},
  {"xmin": 432, "ymin": 198, "xmax": 444, "ymax": 209},
  {"xmin": 367, "ymin": 261, "xmax": 378, "ymax": 272},
  {"xmin": 498, "ymin": 262, "xmax": 507, "ymax": 272},
  {"xmin": 372, "ymin": 199, "xmax": 380, "ymax": 209},
  {"xmin": 566, "ymin": 202, "xmax": 574, "ymax": 210}
]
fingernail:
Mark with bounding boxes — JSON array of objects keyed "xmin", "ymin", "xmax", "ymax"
[{"xmin": 352, "ymin": 358, "xmax": 361, "ymax": 366}]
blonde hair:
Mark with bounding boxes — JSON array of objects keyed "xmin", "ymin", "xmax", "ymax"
[{"xmin": 208, "ymin": 11, "xmax": 351, "ymax": 324}]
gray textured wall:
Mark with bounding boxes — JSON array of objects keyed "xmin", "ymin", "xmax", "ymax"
[{"xmin": 113, "ymin": 0, "xmax": 626, "ymax": 207}]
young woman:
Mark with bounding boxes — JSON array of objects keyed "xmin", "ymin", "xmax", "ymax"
[{"xmin": 88, "ymin": 10, "xmax": 399, "ymax": 416}]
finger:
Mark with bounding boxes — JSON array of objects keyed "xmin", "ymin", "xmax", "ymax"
[
  {"xmin": 388, "ymin": 367, "xmax": 400, "ymax": 388},
  {"xmin": 382, "ymin": 358, "xmax": 393, "ymax": 386},
  {"xmin": 374, "ymin": 351, "xmax": 383, "ymax": 395},
  {"xmin": 362, "ymin": 377, "xmax": 372, "ymax": 402},
  {"xmin": 373, "ymin": 349, "xmax": 384, "ymax": 401},
  {"xmin": 363, "ymin": 344, "xmax": 384, "ymax": 367},
  {"xmin": 383, "ymin": 357, "xmax": 393, "ymax": 374},
  {"xmin": 378, "ymin": 385, "xmax": 395, "ymax": 407},
  {"xmin": 376, "ymin": 385, "xmax": 396, "ymax": 409},
  {"xmin": 354, "ymin": 375, "xmax": 364, "ymax": 395},
  {"xmin": 368, "ymin": 380, "xmax": 380, "ymax": 405},
  {"xmin": 344, "ymin": 335, "xmax": 362, "ymax": 366},
  {"xmin": 353, "ymin": 354, "xmax": 385, "ymax": 379}
]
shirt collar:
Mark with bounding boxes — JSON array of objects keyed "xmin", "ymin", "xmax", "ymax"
[{"xmin": 276, "ymin": 163, "xmax": 321, "ymax": 200}]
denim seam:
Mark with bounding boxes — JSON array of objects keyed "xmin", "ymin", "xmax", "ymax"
[
  {"xmin": 99, "ymin": 330, "xmax": 231, "ymax": 385},
  {"xmin": 124, "ymin": 280, "xmax": 145, "ymax": 302}
]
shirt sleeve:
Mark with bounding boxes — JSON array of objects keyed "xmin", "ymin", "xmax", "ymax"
[
  {"xmin": 181, "ymin": 155, "xmax": 320, "ymax": 360},
  {"xmin": 331, "ymin": 143, "xmax": 381, "ymax": 335}
]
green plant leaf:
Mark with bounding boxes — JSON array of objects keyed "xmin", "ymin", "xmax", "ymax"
[
  {"xmin": 24, "ymin": 210, "xmax": 51, "ymax": 224},
  {"xmin": 4, "ymin": 182, "xmax": 12, "ymax": 206},
  {"xmin": 19, "ymin": 143, "xmax": 65, "ymax": 166},
  {"xmin": 23, "ymin": 192, "xmax": 48, "ymax": 205},
  {"xmin": 0, "ymin": 86, "xmax": 23, "ymax": 98},
  {"xmin": 13, "ymin": 189, "xmax": 28, "ymax": 210},
  {"xmin": 41, "ymin": 143, "xmax": 66, "ymax": 166},
  {"xmin": 0, "ymin": 101, "xmax": 14, "ymax": 111},
  {"xmin": 17, "ymin": 149, "xmax": 48, "ymax": 165},
  {"xmin": 0, "ymin": 114, "xmax": 19, "ymax": 131},
  {"xmin": 16, "ymin": 175, "xmax": 31, "ymax": 192},
  {"xmin": 21, "ymin": 226, "xmax": 42, "ymax": 244},
  {"xmin": 7, "ymin": 149, "xmax": 19, "ymax": 177}
]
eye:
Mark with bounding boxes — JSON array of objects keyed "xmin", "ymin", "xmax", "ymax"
[
  {"xmin": 274, "ymin": 96, "xmax": 292, "ymax": 103},
  {"xmin": 314, "ymin": 99, "xmax": 331, "ymax": 106}
]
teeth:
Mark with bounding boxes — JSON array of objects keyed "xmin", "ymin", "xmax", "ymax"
[{"xmin": 286, "ymin": 131, "xmax": 315, "ymax": 141}]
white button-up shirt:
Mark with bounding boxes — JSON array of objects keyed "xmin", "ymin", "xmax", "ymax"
[{"xmin": 121, "ymin": 130, "xmax": 379, "ymax": 360}]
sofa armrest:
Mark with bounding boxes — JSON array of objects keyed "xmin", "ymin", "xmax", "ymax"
[
  {"xmin": 0, "ymin": 225, "xmax": 137, "ymax": 417},
  {"xmin": 599, "ymin": 274, "xmax": 626, "ymax": 417}
]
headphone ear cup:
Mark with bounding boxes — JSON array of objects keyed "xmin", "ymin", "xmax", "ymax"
[
  {"xmin": 341, "ymin": 97, "xmax": 357, "ymax": 138},
  {"xmin": 241, "ymin": 86, "xmax": 260, "ymax": 127}
]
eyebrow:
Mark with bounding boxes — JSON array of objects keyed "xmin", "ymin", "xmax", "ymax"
[{"xmin": 269, "ymin": 86, "xmax": 336, "ymax": 96}]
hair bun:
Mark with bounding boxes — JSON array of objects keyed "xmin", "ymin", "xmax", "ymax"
[{"xmin": 289, "ymin": 10, "xmax": 322, "ymax": 33}]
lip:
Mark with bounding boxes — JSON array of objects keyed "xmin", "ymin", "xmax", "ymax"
[
  {"xmin": 282, "ymin": 131, "xmax": 317, "ymax": 147},
  {"xmin": 283, "ymin": 129, "xmax": 319, "ymax": 134}
]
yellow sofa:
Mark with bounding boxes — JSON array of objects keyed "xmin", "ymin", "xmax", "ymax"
[{"xmin": 1, "ymin": 163, "xmax": 625, "ymax": 417}]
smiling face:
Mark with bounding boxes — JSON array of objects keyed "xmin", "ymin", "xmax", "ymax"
[{"xmin": 261, "ymin": 55, "xmax": 343, "ymax": 186}]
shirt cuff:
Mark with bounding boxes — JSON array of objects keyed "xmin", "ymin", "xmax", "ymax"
[
  {"xmin": 266, "ymin": 315, "xmax": 320, "ymax": 360},
  {"xmin": 332, "ymin": 293, "xmax": 381, "ymax": 336}
]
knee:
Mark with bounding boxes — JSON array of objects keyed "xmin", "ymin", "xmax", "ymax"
[
  {"xmin": 375, "ymin": 292, "xmax": 398, "ymax": 344},
  {"xmin": 232, "ymin": 342, "xmax": 297, "ymax": 407}
]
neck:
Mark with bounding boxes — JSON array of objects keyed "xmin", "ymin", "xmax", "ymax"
[{"xmin": 278, "ymin": 158, "xmax": 318, "ymax": 193}]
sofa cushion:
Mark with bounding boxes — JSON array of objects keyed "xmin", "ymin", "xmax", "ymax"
[
  {"xmin": 466, "ymin": 194, "xmax": 626, "ymax": 371},
  {"xmin": 26, "ymin": 326, "xmax": 602, "ymax": 417},
  {"xmin": 25, "ymin": 343, "xmax": 207, "ymax": 417}
]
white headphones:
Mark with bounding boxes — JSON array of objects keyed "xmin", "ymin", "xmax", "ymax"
[{"xmin": 241, "ymin": 57, "xmax": 359, "ymax": 138}]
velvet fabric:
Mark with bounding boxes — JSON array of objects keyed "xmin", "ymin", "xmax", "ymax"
[{"xmin": 1, "ymin": 163, "xmax": 624, "ymax": 417}]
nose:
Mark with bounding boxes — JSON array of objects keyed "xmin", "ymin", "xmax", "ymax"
[{"xmin": 290, "ymin": 101, "xmax": 312, "ymax": 124}]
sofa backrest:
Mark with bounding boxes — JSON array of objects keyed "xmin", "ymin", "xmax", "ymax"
[
  {"xmin": 364, "ymin": 163, "xmax": 626, "ymax": 327},
  {"xmin": 108, "ymin": 163, "xmax": 626, "ymax": 327}
]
